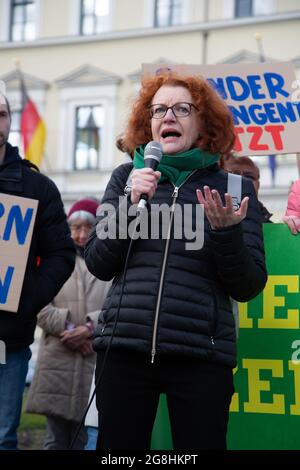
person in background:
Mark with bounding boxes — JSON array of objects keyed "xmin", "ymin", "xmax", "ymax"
[
  {"xmin": 85, "ymin": 71, "xmax": 267, "ymax": 450},
  {"xmin": 26, "ymin": 198, "xmax": 110, "ymax": 450},
  {"xmin": 0, "ymin": 94, "xmax": 75, "ymax": 450},
  {"xmin": 220, "ymin": 154, "xmax": 273, "ymax": 223},
  {"xmin": 220, "ymin": 154, "xmax": 272, "ymax": 336},
  {"xmin": 282, "ymin": 179, "xmax": 300, "ymax": 234}
]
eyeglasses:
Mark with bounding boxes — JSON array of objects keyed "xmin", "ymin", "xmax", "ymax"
[{"xmin": 149, "ymin": 102, "xmax": 198, "ymax": 119}]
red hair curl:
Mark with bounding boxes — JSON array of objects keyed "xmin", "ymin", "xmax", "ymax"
[{"xmin": 123, "ymin": 72, "xmax": 235, "ymax": 157}]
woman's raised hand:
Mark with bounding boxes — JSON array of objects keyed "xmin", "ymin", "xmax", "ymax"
[
  {"xmin": 131, "ymin": 168, "xmax": 161, "ymax": 205},
  {"xmin": 196, "ymin": 186, "xmax": 249, "ymax": 230}
]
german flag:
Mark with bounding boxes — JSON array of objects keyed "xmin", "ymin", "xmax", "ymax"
[{"xmin": 20, "ymin": 73, "xmax": 46, "ymax": 167}]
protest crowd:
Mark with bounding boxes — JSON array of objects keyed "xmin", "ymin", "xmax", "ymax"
[{"xmin": 1, "ymin": 51, "xmax": 300, "ymax": 452}]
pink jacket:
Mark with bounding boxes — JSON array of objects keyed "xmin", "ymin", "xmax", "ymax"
[{"xmin": 286, "ymin": 180, "xmax": 300, "ymax": 217}]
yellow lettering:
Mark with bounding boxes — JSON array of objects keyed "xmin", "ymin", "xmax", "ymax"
[
  {"xmin": 259, "ymin": 275, "xmax": 299, "ymax": 329},
  {"xmin": 229, "ymin": 366, "xmax": 239, "ymax": 412},
  {"xmin": 238, "ymin": 301, "xmax": 253, "ymax": 328},
  {"xmin": 289, "ymin": 360, "xmax": 300, "ymax": 415},
  {"xmin": 243, "ymin": 359, "xmax": 285, "ymax": 414}
]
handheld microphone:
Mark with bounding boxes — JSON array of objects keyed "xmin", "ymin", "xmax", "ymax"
[{"xmin": 137, "ymin": 141, "xmax": 163, "ymax": 212}]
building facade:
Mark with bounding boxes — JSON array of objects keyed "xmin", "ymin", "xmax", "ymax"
[{"xmin": 0, "ymin": 0, "xmax": 300, "ymax": 218}]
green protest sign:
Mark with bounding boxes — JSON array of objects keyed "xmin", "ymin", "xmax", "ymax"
[
  {"xmin": 228, "ymin": 223, "xmax": 300, "ymax": 450},
  {"xmin": 151, "ymin": 224, "xmax": 300, "ymax": 450}
]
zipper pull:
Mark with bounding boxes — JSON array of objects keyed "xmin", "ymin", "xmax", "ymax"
[
  {"xmin": 210, "ymin": 336, "xmax": 215, "ymax": 345},
  {"xmin": 172, "ymin": 187, "xmax": 179, "ymax": 198},
  {"xmin": 151, "ymin": 350, "xmax": 156, "ymax": 364}
]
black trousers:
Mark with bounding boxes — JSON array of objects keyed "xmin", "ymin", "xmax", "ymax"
[{"xmin": 95, "ymin": 350, "xmax": 234, "ymax": 451}]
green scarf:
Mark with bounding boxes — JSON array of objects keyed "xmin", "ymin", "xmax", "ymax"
[{"xmin": 133, "ymin": 145, "xmax": 219, "ymax": 187}]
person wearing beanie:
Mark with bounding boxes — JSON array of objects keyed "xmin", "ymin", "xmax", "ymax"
[
  {"xmin": 67, "ymin": 198, "xmax": 99, "ymax": 257},
  {"xmin": 26, "ymin": 198, "xmax": 110, "ymax": 450},
  {"xmin": 67, "ymin": 198, "xmax": 99, "ymax": 219}
]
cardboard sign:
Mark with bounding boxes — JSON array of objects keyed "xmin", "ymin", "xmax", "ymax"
[
  {"xmin": 0, "ymin": 194, "xmax": 38, "ymax": 313},
  {"xmin": 142, "ymin": 62, "xmax": 300, "ymax": 156}
]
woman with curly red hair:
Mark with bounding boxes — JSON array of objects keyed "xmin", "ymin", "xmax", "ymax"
[{"xmin": 85, "ymin": 71, "xmax": 267, "ymax": 450}]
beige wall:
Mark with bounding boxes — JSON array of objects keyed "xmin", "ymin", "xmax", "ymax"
[
  {"xmin": 1, "ymin": 0, "xmax": 300, "ymax": 43},
  {"xmin": 0, "ymin": 31, "xmax": 205, "ymax": 79},
  {"xmin": 42, "ymin": 86, "xmax": 61, "ymax": 170},
  {"xmin": 39, "ymin": 0, "xmax": 72, "ymax": 38},
  {"xmin": 207, "ymin": 20, "xmax": 300, "ymax": 63},
  {"xmin": 209, "ymin": 0, "xmax": 226, "ymax": 21},
  {"xmin": 115, "ymin": 0, "xmax": 145, "ymax": 31},
  {"xmin": 276, "ymin": 0, "xmax": 300, "ymax": 13},
  {"xmin": 193, "ymin": 0, "xmax": 206, "ymax": 22},
  {"xmin": 1, "ymin": 17, "xmax": 299, "ymax": 170},
  {"xmin": 0, "ymin": 30, "xmax": 204, "ymax": 169}
]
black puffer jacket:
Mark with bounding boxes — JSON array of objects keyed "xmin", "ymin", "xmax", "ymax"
[
  {"xmin": 0, "ymin": 144, "xmax": 76, "ymax": 349},
  {"xmin": 85, "ymin": 162, "xmax": 267, "ymax": 367}
]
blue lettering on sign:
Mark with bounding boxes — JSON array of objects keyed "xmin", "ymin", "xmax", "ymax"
[
  {"xmin": 248, "ymin": 104, "xmax": 268, "ymax": 125},
  {"xmin": 0, "ymin": 266, "xmax": 14, "ymax": 304},
  {"xmin": 207, "ymin": 73, "xmax": 290, "ymax": 102},
  {"xmin": 228, "ymin": 101, "xmax": 300, "ymax": 125},
  {"xmin": 228, "ymin": 105, "xmax": 251, "ymax": 125},
  {"xmin": 226, "ymin": 76, "xmax": 250, "ymax": 101},
  {"xmin": 263, "ymin": 103, "xmax": 281, "ymax": 123},
  {"xmin": 264, "ymin": 73, "xmax": 289, "ymax": 99},
  {"xmin": 247, "ymin": 75, "xmax": 266, "ymax": 99},
  {"xmin": 207, "ymin": 78, "xmax": 228, "ymax": 99},
  {"xmin": 277, "ymin": 102, "xmax": 297, "ymax": 122},
  {"xmin": 2, "ymin": 205, "xmax": 34, "ymax": 245}
]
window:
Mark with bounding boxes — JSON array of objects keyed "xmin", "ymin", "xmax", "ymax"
[
  {"xmin": 80, "ymin": 0, "xmax": 110, "ymax": 35},
  {"xmin": 74, "ymin": 105, "xmax": 103, "ymax": 170},
  {"xmin": 57, "ymin": 74, "xmax": 118, "ymax": 172},
  {"xmin": 154, "ymin": 0, "xmax": 182, "ymax": 27},
  {"xmin": 253, "ymin": 0, "xmax": 274, "ymax": 16},
  {"xmin": 235, "ymin": 0, "xmax": 252, "ymax": 18},
  {"xmin": 10, "ymin": 0, "xmax": 36, "ymax": 41},
  {"xmin": 234, "ymin": 0, "xmax": 274, "ymax": 18}
]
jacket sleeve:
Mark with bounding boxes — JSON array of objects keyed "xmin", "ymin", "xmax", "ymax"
[
  {"xmin": 35, "ymin": 176, "xmax": 76, "ymax": 311},
  {"xmin": 85, "ymin": 164, "xmax": 135, "ymax": 281},
  {"xmin": 285, "ymin": 180, "xmax": 300, "ymax": 217},
  {"xmin": 37, "ymin": 303, "xmax": 70, "ymax": 336},
  {"xmin": 209, "ymin": 179, "xmax": 267, "ymax": 302},
  {"xmin": 86, "ymin": 310, "xmax": 101, "ymax": 330}
]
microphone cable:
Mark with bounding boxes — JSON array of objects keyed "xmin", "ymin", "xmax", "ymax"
[{"xmin": 69, "ymin": 215, "xmax": 140, "ymax": 450}]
